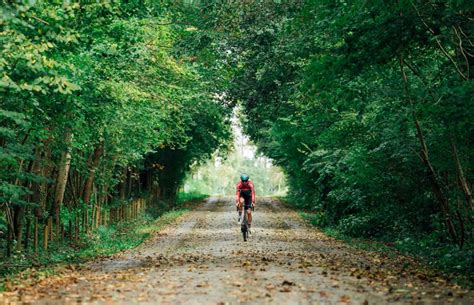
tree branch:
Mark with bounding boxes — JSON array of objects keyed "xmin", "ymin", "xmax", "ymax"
[{"xmin": 410, "ymin": 1, "xmax": 469, "ymax": 80}]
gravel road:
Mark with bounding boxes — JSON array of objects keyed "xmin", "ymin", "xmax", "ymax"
[{"xmin": 3, "ymin": 197, "xmax": 472, "ymax": 305}]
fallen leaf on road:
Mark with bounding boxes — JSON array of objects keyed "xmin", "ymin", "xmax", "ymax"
[{"xmin": 340, "ymin": 295, "xmax": 351, "ymax": 303}]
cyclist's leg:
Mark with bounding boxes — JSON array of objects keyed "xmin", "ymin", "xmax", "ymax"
[
  {"xmin": 237, "ymin": 197, "xmax": 244, "ymax": 220},
  {"xmin": 243, "ymin": 194, "xmax": 252, "ymax": 226}
]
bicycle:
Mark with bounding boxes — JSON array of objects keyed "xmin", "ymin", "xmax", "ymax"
[{"xmin": 240, "ymin": 206, "xmax": 254, "ymax": 242}]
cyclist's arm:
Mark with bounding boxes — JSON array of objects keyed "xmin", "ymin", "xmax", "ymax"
[
  {"xmin": 235, "ymin": 182, "xmax": 241, "ymax": 204},
  {"xmin": 250, "ymin": 182, "xmax": 256, "ymax": 204}
]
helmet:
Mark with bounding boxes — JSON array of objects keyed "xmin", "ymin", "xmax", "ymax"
[{"xmin": 240, "ymin": 174, "xmax": 249, "ymax": 182}]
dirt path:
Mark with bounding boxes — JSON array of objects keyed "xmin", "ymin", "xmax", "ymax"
[{"xmin": 3, "ymin": 197, "xmax": 472, "ymax": 305}]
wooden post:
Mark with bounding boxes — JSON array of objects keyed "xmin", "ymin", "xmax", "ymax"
[
  {"xmin": 43, "ymin": 222, "xmax": 49, "ymax": 251},
  {"xmin": 99, "ymin": 208, "xmax": 103, "ymax": 227},
  {"xmin": 34, "ymin": 218, "xmax": 38, "ymax": 253},
  {"xmin": 91, "ymin": 204, "xmax": 96, "ymax": 229}
]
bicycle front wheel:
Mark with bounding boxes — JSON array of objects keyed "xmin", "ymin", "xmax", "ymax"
[{"xmin": 242, "ymin": 227, "xmax": 248, "ymax": 241}]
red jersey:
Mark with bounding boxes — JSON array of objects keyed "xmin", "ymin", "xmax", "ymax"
[{"xmin": 236, "ymin": 180, "xmax": 256, "ymax": 203}]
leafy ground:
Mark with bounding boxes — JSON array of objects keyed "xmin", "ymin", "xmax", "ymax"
[
  {"xmin": 1, "ymin": 197, "xmax": 472, "ymax": 304},
  {"xmin": 299, "ymin": 211, "xmax": 474, "ymax": 286}
]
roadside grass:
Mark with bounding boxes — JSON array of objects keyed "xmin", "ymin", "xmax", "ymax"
[
  {"xmin": 177, "ymin": 192, "xmax": 209, "ymax": 205},
  {"xmin": 0, "ymin": 208, "xmax": 188, "ymax": 292},
  {"xmin": 80, "ymin": 208, "xmax": 188, "ymax": 257}
]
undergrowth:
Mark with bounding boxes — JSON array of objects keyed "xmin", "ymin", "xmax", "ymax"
[
  {"xmin": 176, "ymin": 192, "xmax": 209, "ymax": 205},
  {"xmin": 297, "ymin": 208, "xmax": 474, "ymax": 287},
  {"xmin": 0, "ymin": 207, "xmax": 188, "ymax": 291}
]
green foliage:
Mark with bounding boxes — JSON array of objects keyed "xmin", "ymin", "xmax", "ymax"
[
  {"xmin": 176, "ymin": 192, "xmax": 208, "ymax": 204},
  {"xmin": 194, "ymin": 0, "xmax": 474, "ymax": 275},
  {"xmin": 0, "ymin": 1, "xmax": 231, "ymax": 261},
  {"xmin": 300, "ymin": 212, "xmax": 328, "ymax": 228},
  {"xmin": 2, "ymin": 0, "xmax": 473, "ymax": 280}
]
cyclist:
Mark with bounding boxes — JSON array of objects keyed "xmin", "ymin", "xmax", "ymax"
[{"xmin": 236, "ymin": 174, "xmax": 255, "ymax": 228}]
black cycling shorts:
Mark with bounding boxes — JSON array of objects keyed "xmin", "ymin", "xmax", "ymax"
[{"xmin": 240, "ymin": 190, "xmax": 252, "ymax": 210}]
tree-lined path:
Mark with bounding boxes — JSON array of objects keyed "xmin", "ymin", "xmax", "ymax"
[
  {"xmin": 2, "ymin": 1, "xmax": 473, "ymax": 303},
  {"xmin": 3, "ymin": 198, "xmax": 472, "ymax": 304}
]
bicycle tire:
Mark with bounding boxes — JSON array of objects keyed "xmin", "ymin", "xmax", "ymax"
[{"xmin": 241, "ymin": 211, "xmax": 248, "ymax": 241}]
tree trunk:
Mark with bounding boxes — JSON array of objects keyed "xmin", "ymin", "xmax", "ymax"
[
  {"xmin": 24, "ymin": 216, "xmax": 31, "ymax": 252},
  {"xmin": 127, "ymin": 169, "xmax": 133, "ymax": 198},
  {"xmin": 6, "ymin": 220, "xmax": 13, "ymax": 257},
  {"xmin": 146, "ymin": 170, "xmax": 153, "ymax": 192},
  {"xmin": 41, "ymin": 145, "xmax": 54, "ymax": 215},
  {"xmin": 13, "ymin": 205, "xmax": 25, "ymax": 251},
  {"xmin": 400, "ymin": 55, "xmax": 458, "ymax": 244},
  {"xmin": 31, "ymin": 149, "xmax": 44, "ymax": 219},
  {"xmin": 120, "ymin": 167, "xmax": 128, "ymax": 200},
  {"xmin": 52, "ymin": 131, "xmax": 73, "ymax": 239},
  {"xmin": 79, "ymin": 151, "xmax": 94, "ymax": 200},
  {"xmin": 82, "ymin": 143, "xmax": 104, "ymax": 205},
  {"xmin": 451, "ymin": 138, "xmax": 473, "ymax": 210},
  {"xmin": 34, "ymin": 218, "xmax": 38, "ymax": 253}
]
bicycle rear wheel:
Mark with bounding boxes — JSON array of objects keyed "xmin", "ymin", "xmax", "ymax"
[{"xmin": 241, "ymin": 226, "xmax": 248, "ymax": 241}]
